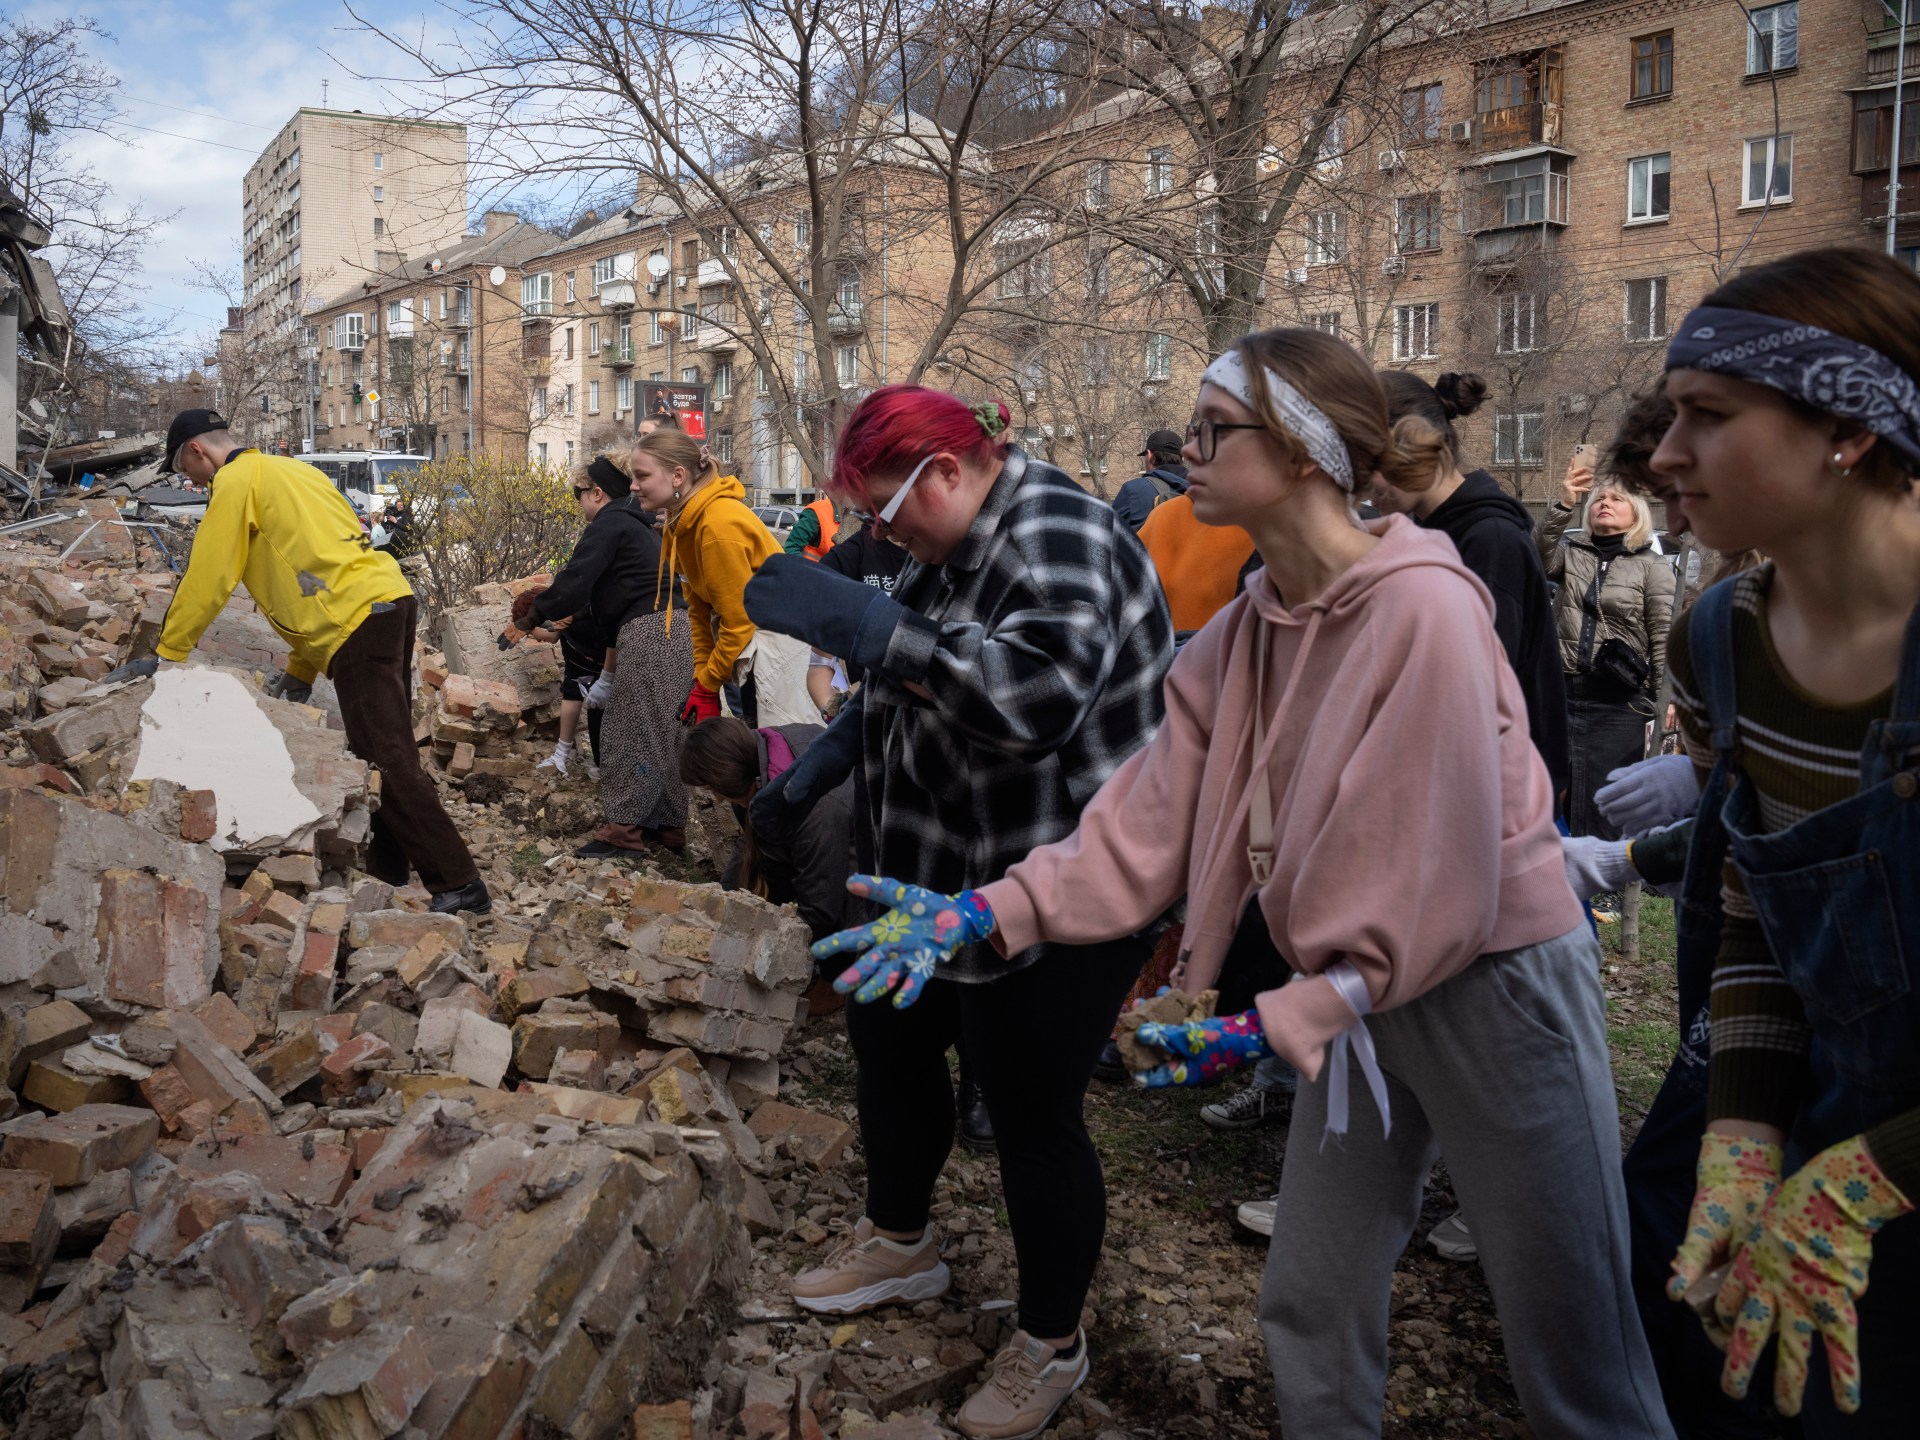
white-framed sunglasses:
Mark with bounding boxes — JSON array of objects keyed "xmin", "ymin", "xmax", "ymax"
[{"xmin": 877, "ymin": 453, "xmax": 936, "ymax": 526}]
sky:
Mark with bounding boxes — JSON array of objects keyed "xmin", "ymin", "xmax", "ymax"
[{"xmin": 43, "ymin": 0, "xmax": 461, "ymax": 359}]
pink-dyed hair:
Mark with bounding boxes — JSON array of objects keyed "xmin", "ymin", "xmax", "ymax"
[{"xmin": 829, "ymin": 385, "xmax": 1012, "ymax": 508}]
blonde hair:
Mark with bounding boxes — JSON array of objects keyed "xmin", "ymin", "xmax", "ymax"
[
  {"xmin": 633, "ymin": 428, "xmax": 719, "ymax": 488},
  {"xmin": 1235, "ymin": 328, "xmax": 1436, "ymax": 494},
  {"xmin": 1588, "ymin": 485, "xmax": 1656, "ymax": 551},
  {"xmin": 574, "ymin": 424, "xmax": 634, "ymax": 488}
]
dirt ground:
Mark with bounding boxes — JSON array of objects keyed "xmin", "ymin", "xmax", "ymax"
[{"xmin": 743, "ymin": 905, "xmax": 1681, "ymax": 1440}]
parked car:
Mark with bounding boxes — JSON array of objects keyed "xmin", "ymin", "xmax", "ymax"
[
  {"xmin": 752, "ymin": 504, "xmax": 800, "ymax": 541},
  {"xmin": 302, "ymin": 451, "xmax": 430, "ymax": 516}
]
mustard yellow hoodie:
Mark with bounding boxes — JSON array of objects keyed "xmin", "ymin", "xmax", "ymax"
[
  {"xmin": 157, "ymin": 449, "xmax": 411, "ymax": 682},
  {"xmin": 660, "ymin": 473, "xmax": 778, "ymax": 692}
]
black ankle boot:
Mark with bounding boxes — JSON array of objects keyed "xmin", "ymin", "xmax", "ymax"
[
  {"xmin": 956, "ymin": 1079, "xmax": 996, "ymax": 1152},
  {"xmin": 1092, "ymin": 1038, "xmax": 1128, "ymax": 1085}
]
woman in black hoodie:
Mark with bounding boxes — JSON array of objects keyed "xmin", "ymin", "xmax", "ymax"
[{"xmin": 1370, "ymin": 371, "xmax": 1570, "ymax": 806}]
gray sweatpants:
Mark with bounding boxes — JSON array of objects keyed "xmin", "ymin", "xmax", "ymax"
[{"xmin": 1257, "ymin": 926, "xmax": 1674, "ymax": 1440}]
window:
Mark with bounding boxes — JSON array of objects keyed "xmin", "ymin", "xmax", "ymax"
[
  {"xmin": 650, "ymin": 371, "xmax": 663, "ymax": 382},
  {"xmin": 563, "ymin": 327, "xmax": 574, "ymax": 360},
  {"xmin": 588, "ymin": 322, "xmax": 600, "ymax": 350},
  {"xmin": 649, "ymin": 311, "xmax": 664, "ymax": 345},
  {"xmin": 1743, "ymin": 133, "xmax": 1793, "ymax": 204},
  {"xmin": 836, "ymin": 346, "xmax": 859, "ymax": 385},
  {"xmin": 588, "ymin": 380, "xmax": 601, "ymax": 413},
  {"xmin": 714, "ymin": 361, "xmax": 733, "ymax": 399},
  {"xmin": 1081, "ymin": 338, "xmax": 1112, "ymax": 386},
  {"xmin": 794, "ymin": 217, "xmax": 811, "ymax": 248},
  {"xmin": 1625, "ymin": 276, "xmax": 1669, "ymax": 341},
  {"xmin": 1477, "ymin": 63, "xmax": 1532, "ymax": 114},
  {"xmin": 534, "ymin": 388, "xmax": 548, "ymax": 419},
  {"xmin": 1479, "ymin": 154, "xmax": 1570, "ymax": 227},
  {"xmin": 996, "ymin": 241, "xmax": 1049, "ymax": 298},
  {"xmin": 372, "ymin": 152, "xmax": 384, "ymax": 170},
  {"xmin": 1316, "ymin": 112, "xmax": 1347, "ymax": 173},
  {"xmin": 1852, "ymin": 86, "xmax": 1920, "ymax": 172},
  {"xmin": 837, "ymin": 268, "xmax": 862, "ymax": 309},
  {"xmin": 1308, "ymin": 312, "xmax": 1341, "ymax": 337},
  {"xmin": 1396, "ymin": 194, "xmax": 1442, "ymax": 252},
  {"xmin": 372, "ymin": 217, "xmax": 384, "ymax": 238},
  {"xmin": 537, "ymin": 442, "xmax": 548, "ymax": 463},
  {"xmin": 1145, "ymin": 147, "xmax": 1173, "ymax": 196},
  {"xmin": 1086, "ymin": 246, "xmax": 1111, "ymax": 299},
  {"xmin": 681, "ymin": 367, "xmax": 699, "ymax": 385},
  {"xmin": 1630, "ymin": 33, "xmax": 1673, "ymax": 99},
  {"xmin": 1493, "ymin": 411, "xmax": 1545, "ymax": 466},
  {"xmin": 617, "ymin": 376, "xmax": 633, "ymax": 410},
  {"xmin": 715, "ymin": 429, "xmax": 735, "ymax": 466},
  {"xmin": 372, "ymin": 185, "xmax": 384, "ymax": 202},
  {"xmin": 593, "ymin": 252, "xmax": 636, "ymax": 291},
  {"xmin": 1628, "ymin": 153, "xmax": 1671, "ymax": 221},
  {"xmin": 522, "ymin": 273, "xmax": 553, "ymax": 316},
  {"xmin": 1746, "ymin": 3, "xmax": 1798, "ymax": 75},
  {"xmin": 1305, "ymin": 211, "xmax": 1345, "ymax": 265},
  {"xmin": 681, "ymin": 304, "xmax": 698, "ymax": 340},
  {"xmin": 1393, "ymin": 302, "xmax": 1439, "ymax": 361},
  {"xmin": 565, "ymin": 440, "xmax": 575, "ymax": 466},
  {"xmin": 1402, "ymin": 83, "xmax": 1443, "ymax": 143},
  {"xmin": 1145, "ymin": 332, "xmax": 1173, "ymax": 381},
  {"xmin": 566, "ymin": 273, "xmax": 576, "ymax": 302},
  {"xmin": 757, "ymin": 364, "xmax": 769, "ymax": 396},
  {"xmin": 1086, "ymin": 161, "xmax": 1111, "ymax": 208},
  {"xmin": 1496, "ymin": 293, "xmax": 1540, "ymax": 353}
]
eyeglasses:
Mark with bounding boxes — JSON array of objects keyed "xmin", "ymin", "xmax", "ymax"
[
  {"xmin": 1184, "ymin": 419, "xmax": 1266, "ymax": 463},
  {"xmin": 572, "ymin": 485, "xmax": 595, "ymax": 499},
  {"xmin": 877, "ymin": 453, "xmax": 936, "ymax": 526}
]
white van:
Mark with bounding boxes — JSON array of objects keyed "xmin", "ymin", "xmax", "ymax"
[{"xmin": 302, "ymin": 451, "xmax": 429, "ymax": 515}]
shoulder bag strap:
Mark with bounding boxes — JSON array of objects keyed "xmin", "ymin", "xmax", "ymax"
[{"xmin": 1248, "ymin": 613, "xmax": 1274, "ymax": 884}]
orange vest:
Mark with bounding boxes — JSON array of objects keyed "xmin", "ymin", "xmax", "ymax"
[{"xmin": 802, "ymin": 495, "xmax": 837, "ymax": 561}]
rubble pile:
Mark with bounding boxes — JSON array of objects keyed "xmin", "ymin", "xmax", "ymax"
[{"xmin": 417, "ymin": 574, "xmax": 567, "ymax": 781}]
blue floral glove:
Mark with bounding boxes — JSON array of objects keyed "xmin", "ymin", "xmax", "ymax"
[
  {"xmin": 1133, "ymin": 1010, "xmax": 1274, "ymax": 1088},
  {"xmin": 811, "ymin": 875, "xmax": 995, "ymax": 1008}
]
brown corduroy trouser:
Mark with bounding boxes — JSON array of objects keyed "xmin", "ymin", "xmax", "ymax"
[{"xmin": 329, "ymin": 596, "xmax": 479, "ymax": 893}]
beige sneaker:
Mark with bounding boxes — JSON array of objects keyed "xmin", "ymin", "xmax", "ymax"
[
  {"xmin": 790, "ymin": 1217, "xmax": 951, "ymax": 1315},
  {"xmin": 955, "ymin": 1329, "xmax": 1089, "ymax": 1439}
]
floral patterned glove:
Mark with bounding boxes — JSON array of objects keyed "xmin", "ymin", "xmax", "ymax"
[
  {"xmin": 1132, "ymin": 1010, "xmax": 1274, "ymax": 1089},
  {"xmin": 1713, "ymin": 1135, "xmax": 1913, "ymax": 1416},
  {"xmin": 811, "ymin": 876, "xmax": 994, "ymax": 1008},
  {"xmin": 1669, "ymin": 1133, "xmax": 1785, "ymax": 1304}
]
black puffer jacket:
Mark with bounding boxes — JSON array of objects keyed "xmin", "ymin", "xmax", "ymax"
[
  {"xmin": 1422, "ymin": 470, "xmax": 1569, "ymax": 799},
  {"xmin": 532, "ymin": 495, "xmax": 678, "ymax": 633}
]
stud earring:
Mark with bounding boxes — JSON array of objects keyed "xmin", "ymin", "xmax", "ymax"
[{"xmin": 1829, "ymin": 451, "xmax": 1854, "ymax": 477}]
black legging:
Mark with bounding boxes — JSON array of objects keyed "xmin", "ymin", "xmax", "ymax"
[{"xmin": 845, "ymin": 936, "xmax": 1147, "ymax": 1338}]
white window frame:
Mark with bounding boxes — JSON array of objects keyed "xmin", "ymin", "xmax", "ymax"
[
  {"xmin": 617, "ymin": 376, "xmax": 633, "ymax": 410},
  {"xmin": 521, "ymin": 272, "xmax": 553, "ymax": 316},
  {"xmin": 372, "ymin": 185, "xmax": 383, "ymax": 203},
  {"xmin": 1393, "ymin": 302, "xmax": 1439, "ymax": 361},
  {"xmin": 714, "ymin": 361, "xmax": 733, "ymax": 400},
  {"xmin": 1145, "ymin": 332, "xmax": 1173, "ymax": 381},
  {"xmin": 372, "ymin": 152, "xmax": 384, "ymax": 170},
  {"xmin": 715, "ymin": 429, "xmax": 735, "ymax": 466},
  {"xmin": 836, "ymin": 344, "xmax": 859, "ymax": 385},
  {"xmin": 1742, "ymin": 133, "xmax": 1793, "ymax": 206},
  {"xmin": 1496, "ymin": 293, "xmax": 1540, "ymax": 354},
  {"xmin": 1493, "ymin": 411, "xmax": 1545, "ymax": 467},
  {"xmin": 1746, "ymin": 2, "xmax": 1798, "ymax": 75},
  {"xmin": 1145, "ymin": 148, "xmax": 1173, "ymax": 196},
  {"xmin": 1625, "ymin": 276, "xmax": 1670, "ymax": 342},
  {"xmin": 1305, "ymin": 211, "xmax": 1344, "ymax": 266},
  {"xmin": 1308, "ymin": 311, "xmax": 1341, "ymax": 337},
  {"xmin": 588, "ymin": 379, "xmax": 601, "ymax": 414},
  {"xmin": 1086, "ymin": 161, "xmax": 1111, "ymax": 209},
  {"xmin": 1627, "ymin": 153, "xmax": 1672, "ymax": 223}
]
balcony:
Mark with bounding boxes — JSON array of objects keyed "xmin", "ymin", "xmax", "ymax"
[
  {"xmin": 1868, "ymin": 25, "xmax": 1920, "ymax": 83},
  {"xmin": 1475, "ymin": 101, "xmax": 1563, "ymax": 151},
  {"xmin": 525, "ymin": 354, "xmax": 553, "ymax": 379},
  {"xmin": 598, "ymin": 279, "xmax": 636, "ymax": 310},
  {"xmin": 693, "ymin": 324, "xmax": 736, "ymax": 353},
  {"xmin": 521, "ymin": 300, "xmax": 553, "ymax": 323},
  {"xmin": 1463, "ymin": 153, "xmax": 1571, "ymax": 237},
  {"xmin": 828, "ymin": 301, "xmax": 864, "ymax": 335},
  {"xmin": 336, "ymin": 332, "xmax": 365, "ymax": 352},
  {"xmin": 602, "ymin": 342, "xmax": 636, "ymax": 368},
  {"xmin": 447, "ymin": 305, "xmax": 472, "ymax": 329},
  {"xmin": 696, "ymin": 257, "xmax": 730, "ymax": 287},
  {"xmin": 440, "ymin": 348, "xmax": 471, "ymax": 375},
  {"xmin": 1473, "ymin": 46, "xmax": 1564, "ymax": 152}
]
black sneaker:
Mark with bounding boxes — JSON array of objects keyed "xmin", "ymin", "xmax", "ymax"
[
  {"xmin": 428, "ymin": 880, "xmax": 492, "ymax": 915},
  {"xmin": 1199, "ymin": 1084, "xmax": 1289, "ymax": 1131},
  {"xmin": 1092, "ymin": 1039, "xmax": 1129, "ymax": 1085},
  {"xmin": 957, "ymin": 1080, "xmax": 996, "ymax": 1152}
]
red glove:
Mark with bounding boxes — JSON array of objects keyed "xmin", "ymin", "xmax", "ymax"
[{"xmin": 680, "ymin": 683, "xmax": 722, "ymax": 725}]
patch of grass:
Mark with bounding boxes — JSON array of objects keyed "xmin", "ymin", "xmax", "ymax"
[
  {"xmin": 509, "ymin": 842, "xmax": 547, "ymax": 875},
  {"xmin": 1086, "ymin": 1081, "xmax": 1274, "ymax": 1218},
  {"xmin": 1608, "ymin": 1018, "xmax": 1676, "ymax": 1115}
]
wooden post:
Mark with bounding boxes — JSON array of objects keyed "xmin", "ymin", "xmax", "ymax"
[{"xmin": 1622, "ymin": 538, "xmax": 1693, "ymax": 965}]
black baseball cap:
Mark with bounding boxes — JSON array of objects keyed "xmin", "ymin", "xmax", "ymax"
[
  {"xmin": 161, "ymin": 408, "xmax": 230, "ymax": 471},
  {"xmin": 1139, "ymin": 428, "xmax": 1183, "ymax": 458}
]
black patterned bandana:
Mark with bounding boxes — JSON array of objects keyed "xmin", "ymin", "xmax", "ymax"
[{"xmin": 1666, "ymin": 305, "xmax": 1920, "ymax": 468}]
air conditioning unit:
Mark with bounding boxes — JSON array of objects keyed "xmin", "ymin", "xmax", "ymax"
[
  {"xmin": 646, "ymin": 280, "xmax": 663, "ymax": 294},
  {"xmin": 1449, "ymin": 119, "xmax": 1473, "ymax": 144},
  {"xmin": 1377, "ymin": 150, "xmax": 1406, "ymax": 172},
  {"xmin": 675, "ymin": 276, "xmax": 688, "ymax": 289},
  {"xmin": 1382, "ymin": 253, "xmax": 1407, "ymax": 277},
  {"xmin": 1556, "ymin": 392, "xmax": 1593, "ymax": 418}
]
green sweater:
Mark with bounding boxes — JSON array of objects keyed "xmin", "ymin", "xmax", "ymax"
[{"xmin": 1670, "ymin": 567, "xmax": 1920, "ymax": 1195}]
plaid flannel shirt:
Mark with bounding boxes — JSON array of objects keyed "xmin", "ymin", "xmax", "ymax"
[{"xmin": 861, "ymin": 447, "xmax": 1174, "ymax": 981}]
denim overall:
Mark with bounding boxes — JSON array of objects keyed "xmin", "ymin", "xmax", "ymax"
[{"xmin": 1627, "ymin": 577, "xmax": 1920, "ymax": 1438}]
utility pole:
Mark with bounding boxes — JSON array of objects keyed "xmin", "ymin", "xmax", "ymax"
[{"xmin": 1892, "ymin": 0, "xmax": 1911, "ymax": 254}]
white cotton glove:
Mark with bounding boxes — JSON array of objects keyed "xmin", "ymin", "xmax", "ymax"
[
  {"xmin": 1596, "ymin": 753, "xmax": 1701, "ymax": 835},
  {"xmin": 584, "ymin": 671, "xmax": 616, "ymax": 710},
  {"xmin": 1562, "ymin": 835, "xmax": 1635, "ymax": 902}
]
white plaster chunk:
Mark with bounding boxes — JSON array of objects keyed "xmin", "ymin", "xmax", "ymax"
[{"xmin": 131, "ymin": 666, "xmax": 324, "ymax": 853}]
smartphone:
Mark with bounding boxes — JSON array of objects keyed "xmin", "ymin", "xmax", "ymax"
[{"xmin": 1571, "ymin": 443, "xmax": 1595, "ymax": 466}]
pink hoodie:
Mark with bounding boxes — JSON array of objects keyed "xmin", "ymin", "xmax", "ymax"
[{"xmin": 978, "ymin": 515, "xmax": 1581, "ymax": 1079}]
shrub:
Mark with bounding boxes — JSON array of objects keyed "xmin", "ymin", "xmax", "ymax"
[{"xmin": 391, "ymin": 453, "xmax": 578, "ymax": 628}]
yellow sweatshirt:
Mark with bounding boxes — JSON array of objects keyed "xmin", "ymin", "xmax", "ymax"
[
  {"xmin": 660, "ymin": 473, "xmax": 778, "ymax": 692},
  {"xmin": 156, "ymin": 449, "xmax": 411, "ymax": 683}
]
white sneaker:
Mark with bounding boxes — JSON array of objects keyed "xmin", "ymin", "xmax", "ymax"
[
  {"xmin": 1234, "ymin": 1194, "xmax": 1278, "ymax": 1238},
  {"xmin": 535, "ymin": 742, "xmax": 573, "ymax": 777},
  {"xmin": 1428, "ymin": 1211, "xmax": 1477, "ymax": 1261},
  {"xmin": 585, "ymin": 762, "xmax": 601, "ymax": 781}
]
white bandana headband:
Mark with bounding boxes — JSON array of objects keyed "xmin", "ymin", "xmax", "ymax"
[{"xmin": 1202, "ymin": 350, "xmax": 1355, "ymax": 492}]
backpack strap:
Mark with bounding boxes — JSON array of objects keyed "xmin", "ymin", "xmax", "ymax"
[{"xmin": 1686, "ymin": 576, "xmax": 1741, "ymax": 759}]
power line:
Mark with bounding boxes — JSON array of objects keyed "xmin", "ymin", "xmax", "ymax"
[
  {"xmin": 114, "ymin": 119, "xmax": 258, "ymax": 153},
  {"xmin": 120, "ymin": 93, "xmax": 276, "ymax": 131}
]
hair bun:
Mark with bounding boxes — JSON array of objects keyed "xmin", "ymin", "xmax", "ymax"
[{"xmin": 1433, "ymin": 372, "xmax": 1488, "ymax": 421}]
